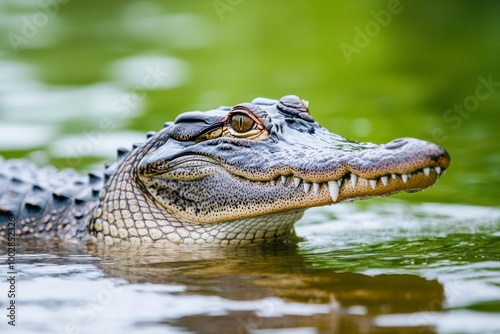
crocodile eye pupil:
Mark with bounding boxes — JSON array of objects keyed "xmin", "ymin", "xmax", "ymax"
[{"xmin": 231, "ymin": 114, "xmax": 255, "ymax": 133}]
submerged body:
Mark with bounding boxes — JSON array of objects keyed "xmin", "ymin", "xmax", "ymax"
[{"xmin": 0, "ymin": 96, "xmax": 450, "ymax": 245}]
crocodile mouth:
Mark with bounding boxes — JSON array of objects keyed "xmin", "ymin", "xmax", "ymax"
[
  {"xmin": 245, "ymin": 166, "xmax": 445, "ymax": 203},
  {"xmin": 149, "ymin": 154, "xmax": 447, "ymax": 205}
]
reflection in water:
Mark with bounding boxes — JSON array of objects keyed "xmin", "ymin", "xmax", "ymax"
[
  {"xmin": 1, "ymin": 201, "xmax": 499, "ymax": 333},
  {"xmin": 89, "ymin": 242, "xmax": 443, "ymax": 333},
  {"xmin": 0, "ymin": 239, "xmax": 444, "ymax": 333}
]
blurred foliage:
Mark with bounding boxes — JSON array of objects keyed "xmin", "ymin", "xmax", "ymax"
[{"xmin": 0, "ymin": 0, "xmax": 499, "ymax": 205}]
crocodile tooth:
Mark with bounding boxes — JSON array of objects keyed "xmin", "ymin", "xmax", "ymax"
[
  {"xmin": 391, "ymin": 174, "xmax": 397, "ymax": 179},
  {"xmin": 351, "ymin": 174, "xmax": 357, "ymax": 187},
  {"xmin": 369, "ymin": 179, "xmax": 377, "ymax": 189},
  {"xmin": 303, "ymin": 182, "xmax": 311, "ymax": 193},
  {"xmin": 270, "ymin": 180, "xmax": 276, "ymax": 186},
  {"xmin": 313, "ymin": 183, "xmax": 320, "ymax": 194},
  {"xmin": 381, "ymin": 176, "xmax": 388, "ymax": 186},
  {"xmin": 294, "ymin": 177, "xmax": 301, "ymax": 187},
  {"xmin": 423, "ymin": 167, "xmax": 430, "ymax": 177},
  {"xmin": 435, "ymin": 167, "xmax": 441, "ymax": 176},
  {"xmin": 402, "ymin": 174, "xmax": 408, "ymax": 183},
  {"xmin": 328, "ymin": 181, "xmax": 339, "ymax": 202},
  {"xmin": 280, "ymin": 175, "xmax": 287, "ymax": 184}
]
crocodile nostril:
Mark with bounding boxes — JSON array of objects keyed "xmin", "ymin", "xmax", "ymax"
[
  {"xmin": 385, "ymin": 138, "xmax": 408, "ymax": 150},
  {"xmin": 277, "ymin": 95, "xmax": 314, "ymax": 122},
  {"xmin": 278, "ymin": 95, "xmax": 306, "ymax": 111}
]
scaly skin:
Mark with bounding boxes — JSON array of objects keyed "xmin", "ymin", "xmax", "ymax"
[{"xmin": 0, "ymin": 95, "xmax": 450, "ymax": 246}]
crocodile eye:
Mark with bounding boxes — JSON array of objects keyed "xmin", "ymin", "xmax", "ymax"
[{"xmin": 230, "ymin": 113, "xmax": 255, "ymax": 133}]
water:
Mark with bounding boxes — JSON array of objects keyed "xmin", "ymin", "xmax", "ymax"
[
  {"xmin": 0, "ymin": 1, "xmax": 499, "ymax": 333},
  {"xmin": 1, "ymin": 203, "xmax": 499, "ymax": 333}
]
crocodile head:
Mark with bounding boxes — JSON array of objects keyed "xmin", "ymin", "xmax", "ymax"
[{"xmin": 93, "ymin": 95, "xmax": 450, "ymax": 245}]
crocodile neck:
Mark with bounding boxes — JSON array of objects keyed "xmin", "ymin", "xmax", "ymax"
[{"xmin": 88, "ymin": 137, "xmax": 304, "ymax": 246}]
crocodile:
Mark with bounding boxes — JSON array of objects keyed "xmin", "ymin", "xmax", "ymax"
[{"xmin": 0, "ymin": 95, "xmax": 450, "ymax": 246}]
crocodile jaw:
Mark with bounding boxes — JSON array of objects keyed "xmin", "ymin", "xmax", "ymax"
[
  {"xmin": 280, "ymin": 167, "xmax": 444, "ymax": 204},
  {"xmin": 139, "ymin": 154, "xmax": 448, "ymax": 224}
]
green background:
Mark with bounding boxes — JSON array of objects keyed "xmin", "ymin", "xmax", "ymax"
[{"xmin": 1, "ymin": 1, "xmax": 499, "ymax": 204}]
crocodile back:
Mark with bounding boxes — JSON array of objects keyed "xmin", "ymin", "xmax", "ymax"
[{"xmin": 0, "ymin": 158, "xmax": 102, "ymax": 241}]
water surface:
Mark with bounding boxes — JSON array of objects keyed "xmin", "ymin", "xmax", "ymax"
[{"xmin": 1, "ymin": 202, "xmax": 499, "ymax": 333}]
